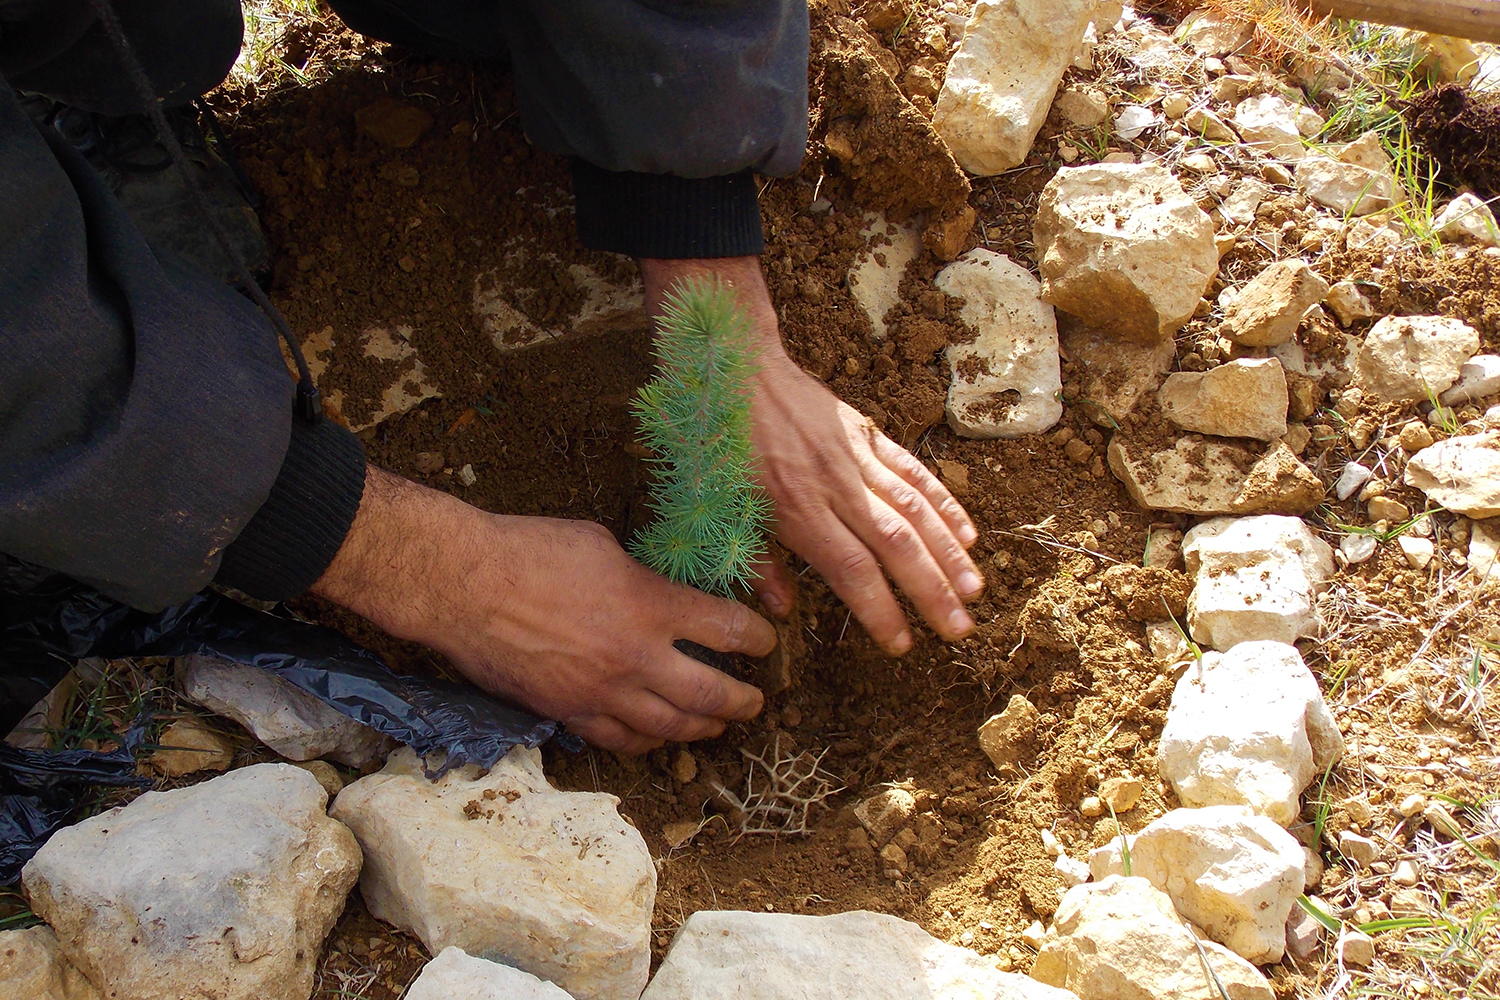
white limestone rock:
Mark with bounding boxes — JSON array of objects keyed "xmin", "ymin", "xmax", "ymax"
[
  {"xmin": 0, "ymin": 926, "xmax": 101, "ymax": 1000},
  {"xmin": 1034, "ymin": 164, "xmax": 1218, "ymax": 343},
  {"xmin": 1406, "ymin": 431, "xmax": 1500, "ymax": 518},
  {"xmin": 1220, "ymin": 177, "xmax": 1271, "ymax": 227},
  {"xmin": 642, "ymin": 910, "xmax": 1076, "ymax": 1000},
  {"xmin": 849, "ymin": 214, "xmax": 924, "ymax": 340},
  {"xmin": 1108, "ymin": 438, "xmax": 1323, "ymax": 516},
  {"xmin": 1221, "ymin": 260, "xmax": 1330, "ymax": 348},
  {"xmin": 1440, "ymin": 355, "xmax": 1500, "ymax": 406},
  {"xmin": 1233, "ymin": 95, "xmax": 1306, "ymax": 161},
  {"xmin": 979, "ymin": 694, "xmax": 1041, "ymax": 772},
  {"xmin": 1125, "ymin": 806, "xmax": 1305, "ymax": 964},
  {"xmin": 1177, "ymin": 8, "xmax": 1254, "ymax": 56},
  {"xmin": 1296, "ymin": 133, "xmax": 1400, "ymax": 216},
  {"xmin": 932, "ymin": 0, "xmax": 1100, "ymax": 176},
  {"xmin": 1031, "ymin": 877, "xmax": 1274, "ymax": 1000},
  {"xmin": 23, "ymin": 764, "xmax": 360, "ymax": 1000},
  {"xmin": 406, "ymin": 947, "xmax": 575, "ymax": 1000},
  {"xmin": 1354, "ymin": 315, "xmax": 1480, "ymax": 404},
  {"xmin": 330, "ymin": 747, "xmax": 654, "ymax": 1000},
  {"xmin": 1434, "ymin": 193, "xmax": 1499, "ymax": 247},
  {"xmin": 1158, "ymin": 641, "xmax": 1345, "ymax": 825},
  {"xmin": 1158, "ymin": 359, "xmax": 1289, "ymax": 441},
  {"xmin": 1324, "ymin": 280, "xmax": 1377, "ymax": 326},
  {"xmin": 1059, "ymin": 324, "xmax": 1176, "ymax": 427},
  {"xmin": 1182, "ymin": 515, "xmax": 1335, "ymax": 650},
  {"xmin": 853, "ymin": 783, "xmax": 919, "ymax": 847},
  {"xmin": 938, "ymin": 250, "xmax": 1063, "ymax": 438},
  {"xmin": 1055, "ymin": 88, "xmax": 1110, "ymax": 127},
  {"xmin": 178, "ymin": 654, "xmax": 395, "ymax": 768}
]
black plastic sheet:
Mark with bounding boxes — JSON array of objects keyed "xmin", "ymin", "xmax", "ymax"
[
  {"xmin": 1, "ymin": 555, "xmax": 575, "ymax": 882},
  {"xmin": 0, "ymin": 709, "xmax": 150, "ymax": 884}
]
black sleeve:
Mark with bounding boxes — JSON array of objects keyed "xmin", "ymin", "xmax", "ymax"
[
  {"xmin": 0, "ymin": 81, "xmax": 362, "ymax": 611},
  {"xmin": 500, "ymin": 0, "xmax": 810, "ymax": 258}
]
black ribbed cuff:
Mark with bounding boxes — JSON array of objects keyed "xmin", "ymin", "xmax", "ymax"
[
  {"xmin": 570, "ymin": 159, "xmax": 765, "ymax": 259},
  {"xmin": 215, "ymin": 416, "xmax": 367, "ymax": 602}
]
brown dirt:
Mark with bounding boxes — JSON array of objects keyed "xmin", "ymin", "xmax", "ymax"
[
  {"xmin": 139, "ymin": 3, "xmax": 1497, "ymax": 998},
  {"xmin": 1409, "ymin": 83, "xmax": 1500, "ymax": 199}
]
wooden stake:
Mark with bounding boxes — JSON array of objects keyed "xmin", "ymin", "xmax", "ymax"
[{"xmin": 1296, "ymin": 0, "xmax": 1500, "ymax": 44}]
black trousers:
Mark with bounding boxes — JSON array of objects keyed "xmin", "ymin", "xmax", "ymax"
[{"xmin": 4, "ymin": 0, "xmax": 505, "ymax": 114}]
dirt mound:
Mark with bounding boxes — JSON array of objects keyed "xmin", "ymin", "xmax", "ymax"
[{"xmin": 1409, "ymin": 83, "xmax": 1500, "ymax": 197}]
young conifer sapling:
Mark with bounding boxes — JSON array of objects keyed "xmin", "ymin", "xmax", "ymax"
[{"xmin": 631, "ymin": 277, "xmax": 771, "ymax": 596}]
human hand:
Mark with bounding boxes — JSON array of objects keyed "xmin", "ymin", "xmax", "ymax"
[
  {"xmin": 311, "ymin": 467, "xmax": 775, "ymax": 753},
  {"xmin": 638, "ymin": 257, "xmax": 984, "ymax": 655}
]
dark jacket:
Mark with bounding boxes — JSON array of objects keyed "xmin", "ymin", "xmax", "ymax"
[{"xmin": 0, "ymin": 0, "xmax": 809, "ymax": 611}]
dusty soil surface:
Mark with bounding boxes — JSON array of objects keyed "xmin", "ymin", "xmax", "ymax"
[{"xmin": 81, "ymin": 2, "xmax": 1491, "ymax": 997}]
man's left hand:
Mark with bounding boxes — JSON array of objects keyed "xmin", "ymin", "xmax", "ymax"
[{"xmin": 639, "ymin": 257, "xmax": 984, "ymax": 655}]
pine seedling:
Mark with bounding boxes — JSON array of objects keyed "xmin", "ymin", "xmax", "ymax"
[{"xmin": 631, "ymin": 277, "xmax": 771, "ymax": 596}]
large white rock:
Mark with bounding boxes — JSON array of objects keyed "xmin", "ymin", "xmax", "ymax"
[
  {"xmin": 1157, "ymin": 359, "xmax": 1289, "ymax": 441},
  {"xmin": 331, "ymin": 747, "xmax": 654, "ymax": 1000},
  {"xmin": 1296, "ymin": 133, "xmax": 1400, "ymax": 216},
  {"xmin": 1233, "ymin": 95, "xmax": 1306, "ymax": 161},
  {"xmin": 1182, "ymin": 515, "xmax": 1335, "ymax": 650},
  {"xmin": 938, "ymin": 250, "xmax": 1063, "ymax": 438},
  {"xmin": 1434, "ymin": 193, "xmax": 1499, "ymax": 247},
  {"xmin": 1123, "ymin": 806, "xmax": 1305, "ymax": 964},
  {"xmin": 1108, "ymin": 438, "xmax": 1323, "ymax": 516},
  {"xmin": 178, "ymin": 654, "xmax": 395, "ymax": 767},
  {"xmin": 406, "ymin": 947, "xmax": 575, "ymax": 1000},
  {"xmin": 1354, "ymin": 315, "xmax": 1480, "ymax": 404},
  {"xmin": 1158, "ymin": 641, "xmax": 1345, "ymax": 825},
  {"xmin": 0, "ymin": 926, "xmax": 101, "ymax": 1000},
  {"xmin": 1406, "ymin": 431, "xmax": 1500, "ymax": 518},
  {"xmin": 642, "ymin": 910, "xmax": 1076, "ymax": 1000},
  {"xmin": 23, "ymin": 764, "xmax": 360, "ymax": 1000},
  {"xmin": 931, "ymin": 0, "xmax": 1100, "ymax": 176},
  {"xmin": 849, "ymin": 214, "xmax": 924, "ymax": 340},
  {"xmin": 1221, "ymin": 260, "xmax": 1330, "ymax": 348},
  {"xmin": 1059, "ymin": 324, "xmax": 1176, "ymax": 427},
  {"xmin": 1031, "ymin": 877, "xmax": 1274, "ymax": 1000},
  {"xmin": 1440, "ymin": 355, "xmax": 1500, "ymax": 406},
  {"xmin": 1034, "ymin": 164, "xmax": 1218, "ymax": 343}
]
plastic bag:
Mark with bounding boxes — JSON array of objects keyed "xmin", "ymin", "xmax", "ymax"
[
  {"xmin": 1, "ymin": 555, "xmax": 575, "ymax": 882},
  {"xmin": 0, "ymin": 709, "xmax": 151, "ymax": 884}
]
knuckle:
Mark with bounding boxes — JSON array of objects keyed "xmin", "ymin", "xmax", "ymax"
[
  {"xmin": 889, "ymin": 486, "xmax": 926, "ymax": 518},
  {"xmin": 836, "ymin": 547, "xmax": 877, "ymax": 584},
  {"xmin": 876, "ymin": 517, "xmax": 919, "ymax": 554}
]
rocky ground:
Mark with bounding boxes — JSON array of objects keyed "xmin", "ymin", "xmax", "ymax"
[{"xmin": 4, "ymin": 1, "xmax": 1500, "ymax": 999}]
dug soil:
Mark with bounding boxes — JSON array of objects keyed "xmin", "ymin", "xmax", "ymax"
[{"xmin": 212, "ymin": 4, "xmax": 1497, "ymax": 997}]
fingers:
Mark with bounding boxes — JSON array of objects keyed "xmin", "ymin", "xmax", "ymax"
[
  {"xmin": 870, "ymin": 432, "xmax": 979, "ymax": 548},
  {"xmin": 839, "ymin": 489, "xmax": 975, "ymax": 644},
  {"xmin": 861, "ymin": 458, "xmax": 985, "ymax": 602},
  {"xmin": 790, "ymin": 513, "xmax": 913, "ymax": 654},
  {"xmin": 749, "ymin": 550, "xmax": 796, "ymax": 618},
  {"xmin": 670, "ymin": 588, "xmax": 779, "ymax": 658},
  {"xmin": 568, "ymin": 715, "xmax": 664, "ymax": 755},
  {"xmin": 619, "ymin": 688, "xmax": 735, "ymax": 743},
  {"xmin": 649, "ymin": 649, "xmax": 764, "ymax": 722}
]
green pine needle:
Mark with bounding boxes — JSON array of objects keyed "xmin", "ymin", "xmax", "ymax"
[{"xmin": 630, "ymin": 277, "xmax": 771, "ymax": 595}]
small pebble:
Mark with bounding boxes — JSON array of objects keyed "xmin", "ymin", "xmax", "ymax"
[
  {"xmin": 1040, "ymin": 828, "xmax": 1063, "ymax": 858},
  {"xmin": 1400, "ymin": 421, "xmax": 1435, "ymax": 452},
  {"xmin": 1022, "ymin": 920, "xmax": 1047, "ymax": 950},
  {"xmin": 1398, "ymin": 793, "xmax": 1426, "ymax": 818},
  {"xmin": 1079, "ymin": 796, "xmax": 1104, "ymax": 818},
  {"xmin": 1339, "ymin": 928, "xmax": 1375, "ymax": 967},
  {"xmin": 1393, "ymin": 859, "xmax": 1419, "ymax": 886}
]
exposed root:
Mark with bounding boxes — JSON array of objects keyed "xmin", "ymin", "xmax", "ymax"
[{"xmin": 709, "ymin": 733, "xmax": 842, "ymax": 839}]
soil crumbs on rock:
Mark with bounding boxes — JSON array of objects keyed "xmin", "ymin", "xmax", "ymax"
[{"xmin": 17, "ymin": 2, "xmax": 1494, "ymax": 998}]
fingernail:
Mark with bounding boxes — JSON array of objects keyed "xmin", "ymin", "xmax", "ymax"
[
  {"xmin": 948, "ymin": 608, "xmax": 975, "ymax": 635},
  {"xmin": 959, "ymin": 524, "xmax": 979, "ymax": 546},
  {"xmin": 893, "ymin": 630, "xmax": 914, "ymax": 655},
  {"xmin": 762, "ymin": 592, "xmax": 787, "ymax": 615},
  {"xmin": 958, "ymin": 570, "xmax": 984, "ymax": 597}
]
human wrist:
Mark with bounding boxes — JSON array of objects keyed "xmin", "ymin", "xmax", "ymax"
[
  {"xmin": 638, "ymin": 257, "xmax": 788, "ymax": 361},
  {"xmin": 308, "ymin": 466, "xmax": 465, "ymax": 642}
]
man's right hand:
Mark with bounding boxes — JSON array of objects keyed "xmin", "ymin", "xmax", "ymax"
[{"xmin": 310, "ymin": 466, "xmax": 775, "ymax": 754}]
